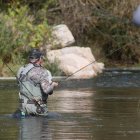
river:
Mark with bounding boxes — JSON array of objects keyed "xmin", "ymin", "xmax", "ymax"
[{"xmin": 0, "ymin": 69, "xmax": 140, "ymax": 140}]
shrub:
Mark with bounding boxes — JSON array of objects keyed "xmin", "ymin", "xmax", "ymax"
[
  {"xmin": 0, "ymin": 6, "xmax": 51, "ymax": 64},
  {"xmin": 57, "ymin": 0, "xmax": 140, "ymax": 65},
  {"xmin": 44, "ymin": 58, "xmax": 63, "ymax": 76}
]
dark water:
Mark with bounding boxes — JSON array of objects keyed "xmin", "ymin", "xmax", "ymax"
[{"xmin": 0, "ymin": 70, "xmax": 140, "ymax": 140}]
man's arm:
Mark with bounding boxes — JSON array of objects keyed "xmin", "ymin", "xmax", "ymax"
[{"xmin": 41, "ymin": 80, "xmax": 58, "ymax": 95}]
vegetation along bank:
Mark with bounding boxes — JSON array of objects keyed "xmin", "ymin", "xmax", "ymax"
[{"xmin": 0, "ymin": 0, "xmax": 140, "ymax": 77}]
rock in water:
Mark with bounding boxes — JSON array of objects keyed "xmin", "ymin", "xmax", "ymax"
[{"xmin": 133, "ymin": 5, "xmax": 140, "ymax": 26}]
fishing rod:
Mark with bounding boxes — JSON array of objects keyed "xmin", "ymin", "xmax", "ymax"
[
  {"xmin": 3, "ymin": 62, "xmax": 33, "ymax": 97},
  {"xmin": 2, "ymin": 42, "xmax": 130, "ymax": 82},
  {"xmin": 63, "ymin": 45, "xmax": 127, "ymax": 81},
  {"xmin": 2, "ymin": 60, "xmax": 43, "ymax": 110}
]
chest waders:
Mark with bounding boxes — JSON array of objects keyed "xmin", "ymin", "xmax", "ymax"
[{"xmin": 19, "ymin": 63, "xmax": 47, "ymax": 116}]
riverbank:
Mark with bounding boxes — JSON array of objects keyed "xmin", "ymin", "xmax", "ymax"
[
  {"xmin": 1, "ymin": 67, "xmax": 140, "ymax": 79},
  {"xmin": 0, "ymin": 68, "xmax": 140, "ymax": 89}
]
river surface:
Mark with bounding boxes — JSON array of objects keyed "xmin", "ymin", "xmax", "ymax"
[{"xmin": 0, "ymin": 69, "xmax": 140, "ymax": 140}]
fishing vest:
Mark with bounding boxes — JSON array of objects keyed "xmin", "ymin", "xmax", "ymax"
[{"xmin": 18, "ymin": 63, "xmax": 42, "ymax": 100}]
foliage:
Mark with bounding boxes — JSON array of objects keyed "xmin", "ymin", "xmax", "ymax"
[
  {"xmin": 0, "ymin": 6, "xmax": 51, "ymax": 64},
  {"xmin": 44, "ymin": 58, "xmax": 63, "ymax": 76},
  {"xmin": 0, "ymin": 0, "xmax": 140, "ymax": 77},
  {"xmin": 91, "ymin": 0, "xmax": 140, "ymax": 65},
  {"xmin": 56, "ymin": 0, "xmax": 140, "ymax": 66}
]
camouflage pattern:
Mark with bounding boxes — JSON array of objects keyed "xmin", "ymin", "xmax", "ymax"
[
  {"xmin": 27, "ymin": 64, "xmax": 53, "ymax": 93},
  {"xmin": 17, "ymin": 63, "xmax": 53, "ymax": 116}
]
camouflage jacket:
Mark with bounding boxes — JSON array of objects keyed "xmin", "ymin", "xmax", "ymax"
[{"xmin": 17, "ymin": 63, "xmax": 53, "ymax": 95}]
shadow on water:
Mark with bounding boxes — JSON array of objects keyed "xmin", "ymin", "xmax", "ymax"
[{"xmin": 0, "ymin": 69, "xmax": 140, "ymax": 140}]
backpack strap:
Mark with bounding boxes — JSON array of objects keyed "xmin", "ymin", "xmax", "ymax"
[
  {"xmin": 21, "ymin": 63, "xmax": 35, "ymax": 75},
  {"xmin": 19, "ymin": 63, "xmax": 35, "ymax": 81}
]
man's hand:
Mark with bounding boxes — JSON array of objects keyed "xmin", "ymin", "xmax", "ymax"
[{"xmin": 51, "ymin": 82, "xmax": 58, "ymax": 87}]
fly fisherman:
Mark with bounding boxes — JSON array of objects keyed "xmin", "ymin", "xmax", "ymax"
[{"xmin": 17, "ymin": 48, "xmax": 58, "ymax": 117}]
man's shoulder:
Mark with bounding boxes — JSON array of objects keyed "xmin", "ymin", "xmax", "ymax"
[
  {"xmin": 28, "ymin": 66, "xmax": 51, "ymax": 81},
  {"xmin": 30, "ymin": 66, "xmax": 46, "ymax": 74}
]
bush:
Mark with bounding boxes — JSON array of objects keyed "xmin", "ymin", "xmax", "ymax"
[
  {"xmin": 44, "ymin": 58, "xmax": 63, "ymax": 76},
  {"xmin": 56, "ymin": 0, "xmax": 140, "ymax": 65},
  {"xmin": 92, "ymin": 0, "xmax": 140, "ymax": 65},
  {"xmin": 0, "ymin": 6, "xmax": 51, "ymax": 64}
]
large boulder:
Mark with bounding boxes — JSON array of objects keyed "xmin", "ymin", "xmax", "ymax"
[
  {"xmin": 47, "ymin": 24, "xmax": 75, "ymax": 49},
  {"xmin": 47, "ymin": 46, "xmax": 104, "ymax": 79}
]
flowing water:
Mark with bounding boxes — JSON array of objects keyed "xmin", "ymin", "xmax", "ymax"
[{"xmin": 0, "ymin": 69, "xmax": 140, "ymax": 140}]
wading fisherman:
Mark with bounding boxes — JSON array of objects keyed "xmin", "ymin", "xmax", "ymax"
[{"xmin": 17, "ymin": 48, "xmax": 58, "ymax": 117}]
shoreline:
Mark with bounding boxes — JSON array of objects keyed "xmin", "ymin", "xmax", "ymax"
[
  {"xmin": 0, "ymin": 68, "xmax": 140, "ymax": 80},
  {"xmin": 0, "ymin": 76, "xmax": 67, "ymax": 80},
  {"xmin": 0, "ymin": 68, "xmax": 140, "ymax": 88}
]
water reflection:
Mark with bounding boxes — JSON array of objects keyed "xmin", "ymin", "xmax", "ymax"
[
  {"xmin": 19, "ymin": 115, "xmax": 95, "ymax": 140},
  {"xmin": 0, "ymin": 80, "xmax": 140, "ymax": 139},
  {"xmin": 0, "ymin": 118, "xmax": 19, "ymax": 140},
  {"xmin": 20, "ymin": 117, "xmax": 52, "ymax": 140},
  {"xmin": 49, "ymin": 89, "xmax": 95, "ymax": 113}
]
